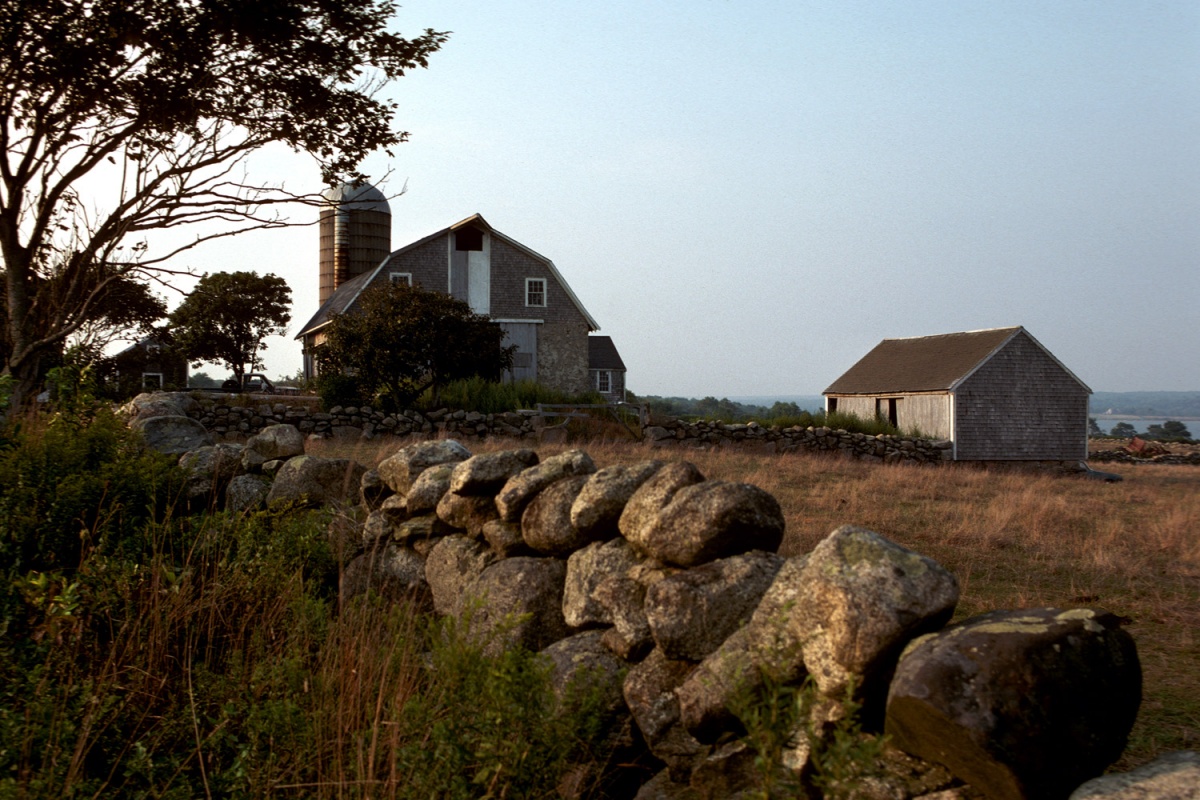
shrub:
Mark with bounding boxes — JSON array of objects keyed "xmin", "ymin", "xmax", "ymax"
[
  {"xmin": 424, "ymin": 376, "xmax": 603, "ymax": 415},
  {"xmin": 316, "ymin": 371, "xmax": 368, "ymax": 410},
  {"xmin": 732, "ymin": 672, "xmax": 889, "ymax": 799},
  {"xmin": 0, "ymin": 408, "xmax": 185, "ymax": 578}
]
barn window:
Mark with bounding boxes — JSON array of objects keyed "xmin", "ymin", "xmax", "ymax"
[
  {"xmin": 390, "ymin": 272, "xmax": 412, "ymax": 286},
  {"xmin": 595, "ymin": 370, "xmax": 611, "ymax": 393},
  {"xmin": 526, "ymin": 278, "xmax": 546, "ymax": 307},
  {"xmin": 828, "ymin": 397, "xmax": 838, "ymax": 413},
  {"xmin": 143, "ymin": 373, "xmax": 163, "ymax": 390}
]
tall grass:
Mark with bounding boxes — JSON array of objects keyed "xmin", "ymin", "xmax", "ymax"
[
  {"xmin": 421, "ymin": 377, "xmax": 604, "ymax": 415},
  {"xmin": 0, "ymin": 413, "xmax": 613, "ymax": 799}
]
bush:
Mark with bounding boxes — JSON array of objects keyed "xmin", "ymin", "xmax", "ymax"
[
  {"xmin": 316, "ymin": 371, "xmax": 368, "ymax": 410},
  {"xmin": 424, "ymin": 377, "xmax": 603, "ymax": 415},
  {"xmin": 0, "ymin": 408, "xmax": 185, "ymax": 577}
]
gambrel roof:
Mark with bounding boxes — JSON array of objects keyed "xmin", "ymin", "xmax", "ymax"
[
  {"xmin": 295, "ymin": 213, "xmax": 599, "ymax": 339},
  {"xmin": 824, "ymin": 326, "xmax": 1090, "ymax": 395}
]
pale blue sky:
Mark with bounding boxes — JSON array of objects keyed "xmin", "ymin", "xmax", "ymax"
[{"xmin": 172, "ymin": 1, "xmax": 1199, "ymax": 396}]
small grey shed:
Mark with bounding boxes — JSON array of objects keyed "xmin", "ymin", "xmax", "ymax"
[{"xmin": 823, "ymin": 326, "xmax": 1091, "ymax": 462}]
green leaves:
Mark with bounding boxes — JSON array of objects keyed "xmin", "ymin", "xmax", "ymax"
[
  {"xmin": 316, "ymin": 283, "xmax": 515, "ymax": 411},
  {"xmin": 169, "ymin": 271, "xmax": 292, "ymax": 380}
]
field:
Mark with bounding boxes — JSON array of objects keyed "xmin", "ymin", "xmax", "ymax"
[{"xmin": 315, "ymin": 434, "xmax": 1200, "ymax": 770}]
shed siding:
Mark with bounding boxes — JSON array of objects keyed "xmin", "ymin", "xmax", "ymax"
[
  {"xmin": 833, "ymin": 396, "xmax": 876, "ymax": 420},
  {"xmin": 953, "ymin": 331, "xmax": 1089, "ymax": 460},
  {"xmin": 898, "ymin": 394, "xmax": 952, "ymax": 439}
]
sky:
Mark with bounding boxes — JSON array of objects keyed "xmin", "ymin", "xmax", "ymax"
[{"xmin": 158, "ymin": 0, "xmax": 1199, "ymax": 397}]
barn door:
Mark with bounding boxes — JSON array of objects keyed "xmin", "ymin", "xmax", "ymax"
[{"xmin": 500, "ymin": 322, "xmax": 538, "ymax": 382}]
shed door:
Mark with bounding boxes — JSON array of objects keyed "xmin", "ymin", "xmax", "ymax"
[{"xmin": 500, "ymin": 322, "xmax": 537, "ymax": 382}]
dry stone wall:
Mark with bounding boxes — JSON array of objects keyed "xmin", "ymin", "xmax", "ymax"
[
  {"xmin": 123, "ymin": 396, "xmax": 1182, "ymax": 798},
  {"xmin": 171, "ymin": 393, "xmax": 951, "ymax": 464}
]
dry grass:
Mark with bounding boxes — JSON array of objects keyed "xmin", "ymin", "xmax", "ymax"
[{"xmin": 310, "ymin": 434, "xmax": 1200, "ymax": 770}]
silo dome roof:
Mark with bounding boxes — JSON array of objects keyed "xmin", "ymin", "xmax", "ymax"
[{"xmin": 323, "ymin": 181, "xmax": 390, "ymax": 214}]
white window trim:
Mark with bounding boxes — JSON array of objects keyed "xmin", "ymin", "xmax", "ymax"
[
  {"xmin": 142, "ymin": 372, "xmax": 164, "ymax": 388},
  {"xmin": 525, "ymin": 277, "xmax": 547, "ymax": 307},
  {"xmin": 595, "ymin": 370, "xmax": 611, "ymax": 393},
  {"xmin": 390, "ymin": 272, "xmax": 412, "ymax": 286}
]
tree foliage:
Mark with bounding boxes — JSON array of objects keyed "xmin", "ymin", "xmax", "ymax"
[
  {"xmin": 0, "ymin": 0, "xmax": 447, "ymax": 405},
  {"xmin": 1146, "ymin": 420, "xmax": 1192, "ymax": 441},
  {"xmin": 1110, "ymin": 422, "xmax": 1138, "ymax": 438},
  {"xmin": 315, "ymin": 283, "xmax": 515, "ymax": 411},
  {"xmin": 169, "ymin": 271, "xmax": 291, "ymax": 382}
]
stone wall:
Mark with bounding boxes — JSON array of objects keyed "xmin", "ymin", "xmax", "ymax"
[
  {"xmin": 180, "ymin": 393, "xmax": 953, "ymax": 465},
  {"xmin": 643, "ymin": 418, "xmax": 952, "ymax": 464},
  {"xmin": 120, "ymin": 394, "xmax": 1181, "ymax": 798}
]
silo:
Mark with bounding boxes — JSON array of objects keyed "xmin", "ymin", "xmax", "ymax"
[{"xmin": 318, "ymin": 182, "xmax": 392, "ymax": 305}]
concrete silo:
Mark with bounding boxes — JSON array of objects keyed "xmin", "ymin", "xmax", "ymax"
[{"xmin": 318, "ymin": 182, "xmax": 391, "ymax": 305}]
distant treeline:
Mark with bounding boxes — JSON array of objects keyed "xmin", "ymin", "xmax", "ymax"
[
  {"xmin": 1090, "ymin": 391, "xmax": 1200, "ymax": 417},
  {"xmin": 629, "ymin": 394, "xmax": 819, "ymax": 423}
]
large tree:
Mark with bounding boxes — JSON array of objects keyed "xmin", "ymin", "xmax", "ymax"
[
  {"xmin": 316, "ymin": 283, "xmax": 515, "ymax": 411},
  {"xmin": 0, "ymin": 0, "xmax": 447, "ymax": 406},
  {"xmin": 169, "ymin": 271, "xmax": 291, "ymax": 384}
]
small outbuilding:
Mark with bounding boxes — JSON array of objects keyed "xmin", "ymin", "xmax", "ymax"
[
  {"xmin": 104, "ymin": 333, "xmax": 189, "ymax": 397},
  {"xmin": 823, "ymin": 326, "xmax": 1091, "ymax": 462},
  {"xmin": 588, "ymin": 335, "xmax": 627, "ymax": 403}
]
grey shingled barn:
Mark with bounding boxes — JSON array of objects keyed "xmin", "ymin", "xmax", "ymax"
[
  {"xmin": 296, "ymin": 207, "xmax": 602, "ymax": 394},
  {"xmin": 823, "ymin": 326, "xmax": 1091, "ymax": 462}
]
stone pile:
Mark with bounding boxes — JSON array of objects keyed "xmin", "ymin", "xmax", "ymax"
[
  {"xmin": 135, "ymin": 394, "xmax": 954, "ymax": 465},
  {"xmin": 179, "ymin": 392, "xmax": 538, "ymax": 440},
  {"xmin": 1089, "ymin": 448, "xmax": 1200, "ymax": 466},
  {"xmin": 338, "ymin": 440, "xmax": 1146, "ymax": 799},
  {"xmin": 644, "ymin": 418, "xmax": 952, "ymax": 464},
  {"xmin": 122, "ymin": 398, "xmax": 1182, "ymax": 799}
]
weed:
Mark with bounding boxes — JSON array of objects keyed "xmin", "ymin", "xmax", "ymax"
[{"xmin": 733, "ymin": 671, "xmax": 889, "ymax": 799}]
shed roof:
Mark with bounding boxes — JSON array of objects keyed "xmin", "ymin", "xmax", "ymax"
[
  {"xmin": 588, "ymin": 336, "xmax": 626, "ymax": 371},
  {"xmin": 824, "ymin": 327, "xmax": 1028, "ymax": 394},
  {"xmin": 295, "ymin": 213, "xmax": 599, "ymax": 339}
]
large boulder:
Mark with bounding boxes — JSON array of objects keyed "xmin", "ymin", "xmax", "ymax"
[
  {"xmin": 630, "ymin": 481, "xmax": 785, "ymax": 567},
  {"xmin": 495, "ymin": 450, "xmax": 597, "ymax": 522},
  {"xmin": 242, "ymin": 423, "xmax": 304, "ymax": 471},
  {"xmin": 178, "ymin": 442, "xmax": 245, "ymax": 501},
  {"xmin": 1069, "ymin": 751, "xmax": 1200, "ymax": 800},
  {"xmin": 464, "ymin": 556, "xmax": 570, "ymax": 654},
  {"xmin": 481, "ymin": 519, "xmax": 530, "ymax": 558},
  {"xmin": 265, "ymin": 455, "xmax": 367, "ymax": 508},
  {"xmin": 563, "ymin": 538, "xmax": 643, "ymax": 628},
  {"xmin": 449, "ymin": 449, "xmax": 540, "ymax": 495},
  {"xmin": 624, "ymin": 648, "xmax": 708, "ymax": 779},
  {"xmin": 377, "ymin": 439, "xmax": 471, "ymax": 494},
  {"xmin": 619, "ymin": 462, "xmax": 705, "ymax": 546},
  {"xmin": 436, "ymin": 491, "xmax": 500, "ymax": 537},
  {"xmin": 424, "ymin": 534, "xmax": 496, "ymax": 616},
  {"xmin": 645, "ymin": 550, "xmax": 784, "ymax": 662},
  {"xmin": 131, "ymin": 414, "xmax": 214, "ymax": 455},
  {"xmin": 341, "ymin": 544, "xmax": 431, "ymax": 606},
  {"xmin": 791, "ymin": 525, "xmax": 959, "ymax": 699},
  {"xmin": 224, "ymin": 473, "xmax": 272, "ymax": 513},
  {"xmin": 521, "ymin": 474, "xmax": 592, "ymax": 556},
  {"xmin": 539, "ymin": 629, "xmax": 626, "ymax": 712},
  {"xmin": 123, "ymin": 391, "xmax": 200, "ymax": 421},
  {"xmin": 405, "ymin": 462, "xmax": 458, "ymax": 515},
  {"xmin": 676, "ymin": 555, "xmax": 811, "ymax": 743},
  {"xmin": 886, "ymin": 607, "xmax": 1142, "ymax": 800},
  {"xmin": 571, "ymin": 460, "xmax": 665, "ymax": 539}
]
